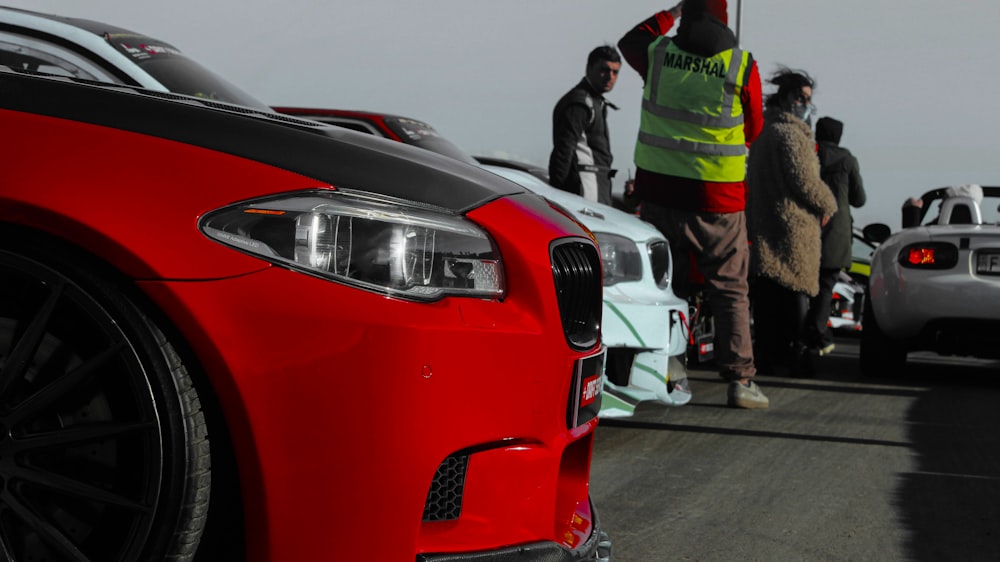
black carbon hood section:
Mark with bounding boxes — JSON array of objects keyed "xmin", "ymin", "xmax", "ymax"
[
  {"xmin": 0, "ymin": 69, "xmax": 524, "ymax": 213},
  {"xmin": 0, "ymin": 6, "xmax": 148, "ymax": 39}
]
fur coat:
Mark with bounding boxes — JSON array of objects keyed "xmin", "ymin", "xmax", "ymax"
[{"xmin": 746, "ymin": 107, "xmax": 838, "ymax": 296}]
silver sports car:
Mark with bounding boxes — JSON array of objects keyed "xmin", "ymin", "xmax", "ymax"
[{"xmin": 861, "ymin": 184, "xmax": 1000, "ymax": 375}]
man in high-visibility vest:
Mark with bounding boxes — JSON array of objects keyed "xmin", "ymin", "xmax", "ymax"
[{"xmin": 618, "ymin": 0, "xmax": 767, "ymax": 408}]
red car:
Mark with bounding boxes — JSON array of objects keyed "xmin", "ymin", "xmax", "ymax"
[{"xmin": 0, "ymin": 68, "xmax": 609, "ymax": 561}]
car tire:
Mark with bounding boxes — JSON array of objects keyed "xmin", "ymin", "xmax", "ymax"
[
  {"xmin": 859, "ymin": 292, "xmax": 907, "ymax": 377},
  {"xmin": 0, "ymin": 244, "xmax": 211, "ymax": 562}
]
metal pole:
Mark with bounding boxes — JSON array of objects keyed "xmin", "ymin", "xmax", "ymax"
[{"xmin": 735, "ymin": 0, "xmax": 743, "ymax": 46}]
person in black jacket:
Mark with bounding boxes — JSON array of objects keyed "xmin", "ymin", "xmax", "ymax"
[
  {"xmin": 548, "ymin": 45, "xmax": 620, "ymax": 205},
  {"xmin": 804, "ymin": 116, "xmax": 866, "ymax": 357}
]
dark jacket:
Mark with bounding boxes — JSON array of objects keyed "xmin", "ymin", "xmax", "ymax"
[
  {"xmin": 548, "ymin": 79, "xmax": 615, "ymax": 205},
  {"xmin": 815, "ymin": 117, "xmax": 866, "ymax": 269}
]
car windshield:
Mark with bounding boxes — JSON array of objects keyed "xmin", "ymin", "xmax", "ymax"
[
  {"xmin": 105, "ymin": 33, "xmax": 269, "ymax": 110},
  {"xmin": 382, "ymin": 117, "xmax": 479, "ymax": 165},
  {"xmin": 485, "ymin": 166, "xmax": 551, "ymax": 191},
  {"xmin": 852, "ymin": 233, "xmax": 875, "ymax": 264}
]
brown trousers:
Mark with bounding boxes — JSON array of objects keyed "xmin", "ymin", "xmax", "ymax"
[{"xmin": 640, "ymin": 202, "xmax": 756, "ymax": 381}]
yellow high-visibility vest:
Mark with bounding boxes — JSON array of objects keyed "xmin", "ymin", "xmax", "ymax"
[{"xmin": 635, "ymin": 37, "xmax": 751, "ymax": 182}]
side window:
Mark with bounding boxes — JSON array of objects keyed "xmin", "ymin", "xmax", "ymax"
[
  {"xmin": 0, "ymin": 31, "xmax": 122, "ymax": 83},
  {"xmin": 851, "ymin": 235, "xmax": 874, "ymax": 263},
  {"xmin": 316, "ymin": 119, "xmax": 385, "ymax": 138},
  {"xmin": 922, "ymin": 200, "xmax": 942, "ymax": 226},
  {"xmin": 332, "ymin": 122, "xmax": 379, "ymax": 135},
  {"xmin": 980, "ymin": 196, "xmax": 1000, "ymax": 225}
]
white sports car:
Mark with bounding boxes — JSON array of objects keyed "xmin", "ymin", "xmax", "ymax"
[
  {"xmin": 480, "ymin": 165, "xmax": 693, "ymax": 417},
  {"xmin": 861, "ymin": 184, "xmax": 1000, "ymax": 375}
]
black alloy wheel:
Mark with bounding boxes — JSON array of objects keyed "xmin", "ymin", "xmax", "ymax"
[{"xmin": 0, "ymin": 247, "xmax": 210, "ymax": 562}]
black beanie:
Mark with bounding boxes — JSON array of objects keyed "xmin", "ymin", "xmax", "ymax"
[
  {"xmin": 682, "ymin": 0, "xmax": 729, "ymax": 24},
  {"xmin": 815, "ymin": 117, "xmax": 844, "ymax": 145}
]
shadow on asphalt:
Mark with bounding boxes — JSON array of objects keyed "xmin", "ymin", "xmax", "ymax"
[
  {"xmin": 599, "ymin": 417, "xmax": 909, "ymax": 448},
  {"xmin": 602, "ymin": 335, "xmax": 1000, "ymax": 560},
  {"xmin": 893, "ymin": 356, "xmax": 1000, "ymax": 561}
]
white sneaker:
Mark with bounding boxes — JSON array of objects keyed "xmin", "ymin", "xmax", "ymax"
[{"xmin": 727, "ymin": 380, "xmax": 769, "ymax": 409}]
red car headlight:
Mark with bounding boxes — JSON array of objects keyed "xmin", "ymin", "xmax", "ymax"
[
  {"xmin": 200, "ymin": 190, "xmax": 505, "ymax": 301},
  {"xmin": 898, "ymin": 242, "xmax": 959, "ymax": 269}
]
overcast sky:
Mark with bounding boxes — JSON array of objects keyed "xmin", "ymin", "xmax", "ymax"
[{"xmin": 11, "ymin": 0, "xmax": 1000, "ymax": 227}]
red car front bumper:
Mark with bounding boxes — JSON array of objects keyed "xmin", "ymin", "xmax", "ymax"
[{"xmin": 139, "ymin": 195, "xmax": 608, "ymax": 560}]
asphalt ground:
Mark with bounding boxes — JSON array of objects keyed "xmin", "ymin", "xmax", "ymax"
[{"xmin": 590, "ymin": 335, "xmax": 1000, "ymax": 561}]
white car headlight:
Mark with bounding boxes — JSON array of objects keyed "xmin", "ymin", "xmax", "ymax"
[
  {"xmin": 200, "ymin": 190, "xmax": 505, "ymax": 301},
  {"xmin": 594, "ymin": 232, "xmax": 642, "ymax": 286}
]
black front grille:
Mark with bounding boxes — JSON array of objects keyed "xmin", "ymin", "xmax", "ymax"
[
  {"xmin": 551, "ymin": 240, "xmax": 602, "ymax": 350},
  {"xmin": 423, "ymin": 454, "xmax": 469, "ymax": 522},
  {"xmin": 648, "ymin": 240, "xmax": 671, "ymax": 289}
]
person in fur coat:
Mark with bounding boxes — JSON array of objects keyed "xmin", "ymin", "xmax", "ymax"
[{"xmin": 747, "ymin": 67, "xmax": 837, "ymax": 375}]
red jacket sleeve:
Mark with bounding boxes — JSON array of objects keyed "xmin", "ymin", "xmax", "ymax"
[
  {"xmin": 741, "ymin": 60, "xmax": 763, "ymax": 145},
  {"xmin": 617, "ymin": 11, "xmax": 677, "ymax": 77}
]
